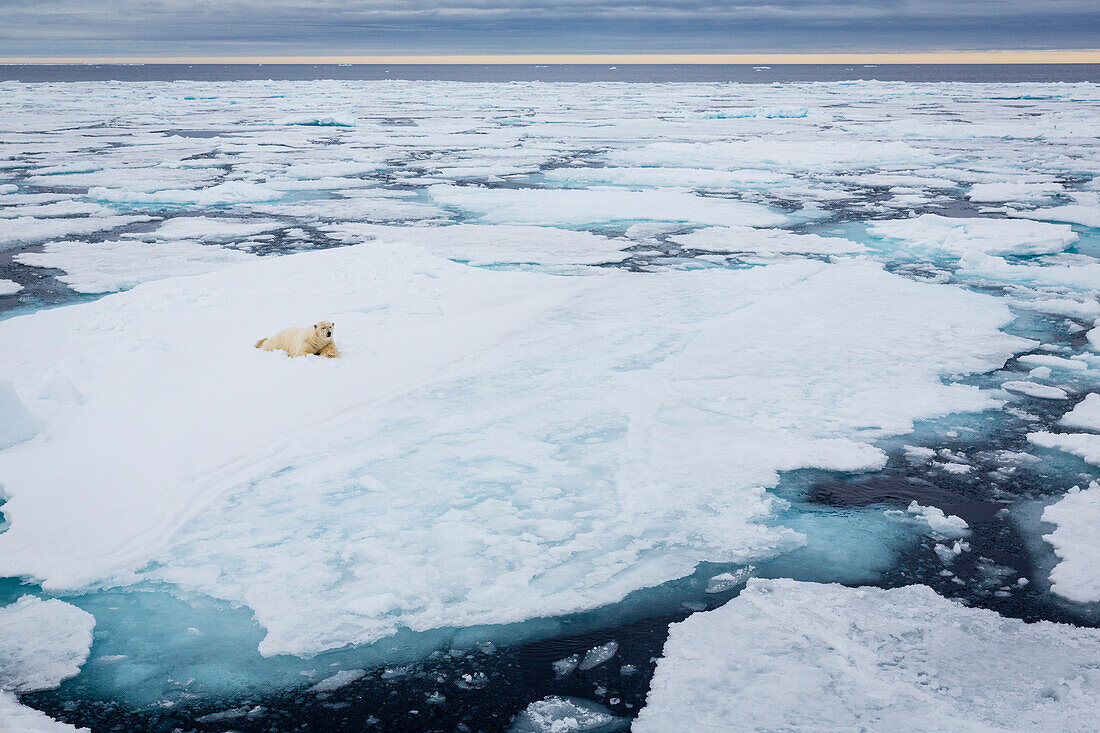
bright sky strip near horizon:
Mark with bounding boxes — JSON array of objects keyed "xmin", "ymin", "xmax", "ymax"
[{"xmin": 0, "ymin": 0, "xmax": 1098, "ymax": 58}]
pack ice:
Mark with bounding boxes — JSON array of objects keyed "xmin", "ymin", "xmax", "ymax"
[
  {"xmin": 0, "ymin": 243, "xmax": 1026, "ymax": 658},
  {"xmin": 635, "ymin": 579, "xmax": 1100, "ymax": 732}
]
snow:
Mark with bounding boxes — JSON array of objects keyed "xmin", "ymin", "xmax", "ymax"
[
  {"xmin": 542, "ymin": 167, "xmax": 794, "ymax": 190},
  {"xmin": 967, "ymin": 182, "xmax": 1063, "ymax": 202},
  {"xmin": 670, "ymin": 226, "xmax": 865, "ymax": 255},
  {"xmin": 634, "ymin": 579, "xmax": 1100, "ymax": 732},
  {"xmin": 1003, "ymin": 380, "xmax": 1069, "ymax": 400},
  {"xmin": 607, "ymin": 139, "xmax": 937, "ymax": 172},
  {"xmin": 0, "ymin": 279, "xmax": 21, "ymax": 295},
  {"xmin": 427, "ymin": 185, "xmax": 789, "ymax": 228},
  {"xmin": 1041, "ymin": 483, "xmax": 1100, "ymax": 603},
  {"xmin": 15, "ymin": 240, "xmax": 256, "ymax": 293},
  {"xmin": 147, "ymin": 216, "xmax": 284, "ymax": 241},
  {"xmin": 0, "ymin": 247, "xmax": 1026, "ymax": 658},
  {"xmin": 0, "ymin": 596, "xmax": 95, "ymax": 693},
  {"xmin": 0, "ymin": 692, "xmax": 88, "ymax": 732},
  {"xmin": 88, "ymin": 181, "xmax": 284, "ymax": 206},
  {"xmin": 1017, "ymin": 354, "xmax": 1089, "ymax": 372},
  {"xmin": 510, "ymin": 696, "xmax": 624, "ymax": 733},
  {"xmin": 1028, "ymin": 431, "xmax": 1100, "ymax": 466},
  {"xmin": 868, "ymin": 214, "xmax": 1077, "ymax": 257},
  {"xmin": 1009, "ymin": 194, "xmax": 1100, "ymax": 228},
  {"xmin": 0, "ymin": 381, "xmax": 41, "ymax": 450},
  {"xmin": 1060, "ymin": 394, "xmax": 1100, "ymax": 431},
  {"xmin": 960, "ymin": 252, "xmax": 1100, "ymax": 292},
  {"xmin": 0, "ymin": 215, "xmax": 155, "ymax": 246},
  {"xmin": 321, "ymin": 223, "xmax": 630, "ymax": 267}
]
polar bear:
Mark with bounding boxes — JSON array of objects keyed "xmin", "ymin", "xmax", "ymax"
[{"xmin": 255, "ymin": 321, "xmax": 341, "ymax": 358}]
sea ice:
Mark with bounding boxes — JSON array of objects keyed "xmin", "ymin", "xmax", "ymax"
[
  {"xmin": 1028, "ymin": 431, "xmax": 1100, "ymax": 466},
  {"xmin": 967, "ymin": 182, "xmax": 1063, "ymax": 202},
  {"xmin": 1060, "ymin": 394, "xmax": 1100, "ymax": 431},
  {"xmin": 634, "ymin": 579, "xmax": 1100, "ymax": 732},
  {"xmin": 145, "ymin": 216, "xmax": 284, "ymax": 241},
  {"xmin": 427, "ymin": 185, "xmax": 788, "ymax": 228},
  {"xmin": 88, "ymin": 181, "xmax": 284, "ymax": 206},
  {"xmin": 0, "ymin": 215, "xmax": 155, "ymax": 246},
  {"xmin": 0, "ymin": 596, "xmax": 95, "ymax": 693},
  {"xmin": 0, "ymin": 279, "xmax": 21, "ymax": 295},
  {"xmin": 15, "ymin": 240, "xmax": 256, "ymax": 293},
  {"xmin": 321, "ymin": 223, "xmax": 630, "ymax": 266},
  {"xmin": 0, "ymin": 248, "xmax": 1027, "ymax": 658},
  {"xmin": 1017, "ymin": 354, "xmax": 1089, "ymax": 372},
  {"xmin": 510, "ymin": 696, "xmax": 625, "ymax": 733},
  {"xmin": 0, "ymin": 381, "xmax": 40, "ymax": 450},
  {"xmin": 868, "ymin": 214, "xmax": 1077, "ymax": 257},
  {"xmin": 0, "ymin": 692, "xmax": 87, "ymax": 732},
  {"xmin": 578, "ymin": 641, "xmax": 618, "ymax": 671},
  {"xmin": 1041, "ymin": 483, "xmax": 1100, "ymax": 603},
  {"xmin": 1002, "ymin": 381, "xmax": 1070, "ymax": 400},
  {"xmin": 308, "ymin": 669, "xmax": 366, "ymax": 693},
  {"xmin": 670, "ymin": 226, "xmax": 865, "ymax": 255}
]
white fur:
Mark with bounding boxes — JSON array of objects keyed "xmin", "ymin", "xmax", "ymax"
[{"xmin": 255, "ymin": 321, "xmax": 340, "ymax": 358}]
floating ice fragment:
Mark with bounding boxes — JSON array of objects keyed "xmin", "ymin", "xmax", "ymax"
[
  {"xmin": 15, "ymin": 240, "xmax": 256, "ymax": 294},
  {"xmin": 704, "ymin": 566, "xmax": 754, "ymax": 594},
  {"xmin": 308, "ymin": 669, "xmax": 365, "ymax": 693},
  {"xmin": 671, "ymin": 226, "xmax": 864, "ymax": 255},
  {"xmin": 88, "ymin": 181, "xmax": 284, "ymax": 206},
  {"xmin": 510, "ymin": 696, "xmax": 624, "ymax": 733},
  {"xmin": 552, "ymin": 655, "xmax": 580, "ymax": 678},
  {"xmin": 578, "ymin": 641, "xmax": 618, "ymax": 671},
  {"xmin": 1060, "ymin": 394, "xmax": 1100, "ymax": 431},
  {"xmin": 1041, "ymin": 483, "xmax": 1100, "ymax": 603},
  {"xmin": 1028, "ymin": 432, "xmax": 1100, "ymax": 467},
  {"xmin": 902, "ymin": 501, "xmax": 969, "ymax": 539},
  {"xmin": 1002, "ymin": 381, "xmax": 1069, "ymax": 400},
  {"xmin": 427, "ymin": 184, "xmax": 787, "ymax": 228},
  {"xmin": 1017, "ymin": 354, "xmax": 1088, "ymax": 372},
  {"xmin": 0, "ymin": 279, "xmax": 21, "ymax": 295},
  {"xmin": 869, "ymin": 214, "xmax": 1076, "ymax": 257},
  {"xmin": 0, "ymin": 596, "xmax": 95, "ymax": 693},
  {"xmin": 967, "ymin": 182, "xmax": 1062, "ymax": 202}
]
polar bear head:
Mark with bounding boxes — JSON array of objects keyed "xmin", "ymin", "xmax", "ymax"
[{"xmin": 313, "ymin": 321, "xmax": 335, "ymax": 343}]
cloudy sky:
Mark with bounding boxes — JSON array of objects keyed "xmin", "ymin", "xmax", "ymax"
[{"xmin": 1, "ymin": 0, "xmax": 1097, "ymax": 58}]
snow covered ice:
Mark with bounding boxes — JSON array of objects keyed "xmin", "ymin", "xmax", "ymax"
[
  {"xmin": 1, "ymin": 76, "xmax": 1099, "ymax": 728},
  {"xmin": 634, "ymin": 579, "xmax": 1100, "ymax": 732}
]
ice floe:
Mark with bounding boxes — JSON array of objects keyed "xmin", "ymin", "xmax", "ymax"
[
  {"xmin": 1060, "ymin": 393, "xmax": 1100, "ymax": 431},
  {"xmin": 0, "ymin": 596, "xmax": 94, "ymax": 693},
  {"xmin": 868, "ymin": 214, "xmax": 1077, "ymax": 257},
  {"xmin": 427, "ymin": 185, "xmax": 789, "ymax": 228},
  {"xmin": 1041, "ymin": 483, "xmax": 1100, "ymax": 604},
  {"xmin": 634, "ymin": 579, "xmax": 1100, "ymax": 732},
  {"xmin": 15, "ymin": 240, "xmax": 256, "ymax": 293},
  {"xmin": 321, "ymin": 223, "xmax": 630, "ymax": 266},
  {"xmin": 670, "ymin": 226, "xmax": 865, "ymax": 255},
  {"xmin": 511, "ymin": 696, "xmax": 625, "ymax": 733},
  {"xmin": 0, "ymin": 279, "xmax": 21, "ymax": 295},
  {"xmin": 0, "ymin": 248, "xmax": 1026, "ymax": 657}
]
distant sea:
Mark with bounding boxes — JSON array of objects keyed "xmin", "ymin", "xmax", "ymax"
[{"xmin": 1, "ymin": 63, "xmax": 1098, "ymax": 83}]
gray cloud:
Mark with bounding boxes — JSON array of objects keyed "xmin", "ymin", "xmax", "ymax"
[{"xmin": 0, "ymin": 0, "xmax": 1096, "ymax": 56}]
